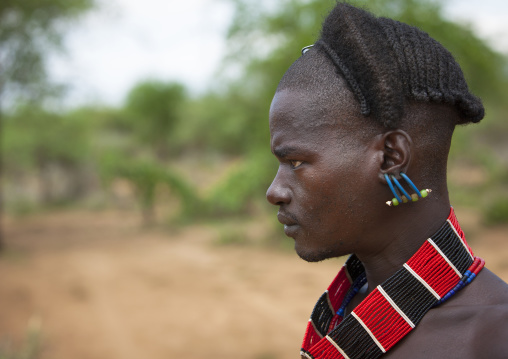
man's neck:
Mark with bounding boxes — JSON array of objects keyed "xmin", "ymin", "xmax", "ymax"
[{"xmin": 355, "ymin": 199, "xmax": 451, "ymax": 294}]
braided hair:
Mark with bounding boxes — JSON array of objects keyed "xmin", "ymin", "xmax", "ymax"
[{"xmin": 278, "ymin": 2, "xmax": 484, "ymax": 128}]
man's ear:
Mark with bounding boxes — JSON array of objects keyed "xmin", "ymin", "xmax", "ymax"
[{"xmin": 376, "ymin": 130, "xmax": 413, "ymax": 183}]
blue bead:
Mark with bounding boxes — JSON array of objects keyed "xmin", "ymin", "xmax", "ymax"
[{"xmin": 436, "ymin": 269, "xmax": 481, "ymax": 307}]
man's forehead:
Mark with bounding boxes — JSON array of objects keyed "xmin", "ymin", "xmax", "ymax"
[
  {"xmin": 269, "ymin": 88, "xmax": 367, "ymax": 132},
  {"xmin": 270, "ymin": 89, "xmax": 340, "ymax": 130}
]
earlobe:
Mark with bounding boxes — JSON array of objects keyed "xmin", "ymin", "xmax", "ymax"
[{"xmin": 377, "ymin": 130, "xmax": 413, "ymax": 183}]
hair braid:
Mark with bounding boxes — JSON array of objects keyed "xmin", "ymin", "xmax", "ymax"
[
  {"xmin": 423, "ymin": 31, "xmax": 441, "ymax": 101},
  {"xmin": 315, "ymin": 40, "xmax": 371, "ymax": 115},
  {"xmin": 378, "ymin": 19, "xmax": 409, "ymax": 92},
  {"xmin": 313, "ymin": 2, "xmax": 484, "ymax": 127},
  {"xmin": 409, "ymin": 27, "xmax": 426, "ymax": 101},
  {"xmin": 320, "ymin": 3, "xmax": 404, "ymax": 128}
]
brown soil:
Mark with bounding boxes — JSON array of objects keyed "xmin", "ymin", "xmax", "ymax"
[{"xmin": 1, "ymin": 208, "xmax": 507, "ymax": 359}]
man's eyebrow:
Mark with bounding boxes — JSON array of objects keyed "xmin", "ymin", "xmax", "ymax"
[{"xmin": 272, "ymin": 146, "xmax": 300, "ymax": 158}]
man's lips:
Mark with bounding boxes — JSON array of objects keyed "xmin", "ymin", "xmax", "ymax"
[{"xmin": 277, "ymin": 211, "xmax": 298, "ymax": 226}]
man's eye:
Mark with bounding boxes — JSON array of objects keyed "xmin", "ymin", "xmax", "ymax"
[{"xmin": 290, "ymin": 160, "xmax": 303, "ymax": 168}]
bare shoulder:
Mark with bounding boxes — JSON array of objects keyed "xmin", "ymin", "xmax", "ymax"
[
  {"xmin": 462, "ymin": 267, "xmax": 508, "ymax": 305},
  {"xmin": 386, "ymin": 268, "xmax": 508, "ymax": 358},
  {"xmin": 457, "ymin": 268, "xmax": 508, "ymax": 357}
]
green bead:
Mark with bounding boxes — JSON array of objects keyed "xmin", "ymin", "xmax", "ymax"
[
  {"xmin": 421, "ymin": 189, "xmax": 428, "ymax": 198},
  {"xmin": 411, "ymin": 193, "xmax": 419, "ymax": 202},
  {"xmin": 392, "ymin": 198, "xmax": 399, "ymax": 206},
  {"xmin": 401, "ymin": 196, "xmax": 409, "ymax": 203}
]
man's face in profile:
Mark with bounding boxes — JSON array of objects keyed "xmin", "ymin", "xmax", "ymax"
[{"xmin": 267, "ymin": 88, "xmax": 379, "ymax": 262}]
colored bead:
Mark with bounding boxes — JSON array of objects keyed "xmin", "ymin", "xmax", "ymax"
[
  {"xmin": 392, "ymin": 198, "xmax": 399, "ymax": 206},
  {"xmin": 400, "ymin": 172, "xmax": 422, "ymax": 197},
  {"xmin": 436, "ymin": 256, "xmax": 485, "ymax": 306},
  {"xmin": 386, "ymin": 173, "xmax": 432, "ymax": 206},
  {"xmin": 392, "ymin": 176, "xmax": 412, "ymax": 201}
]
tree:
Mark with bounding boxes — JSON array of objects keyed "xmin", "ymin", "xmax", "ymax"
[
  {"xmin": 93, "ymin": 81, "xmax": 195, "ymax": 225},
  {"xmin": 3, "ymin": 105, "xmax": 93, "ymax": 204},
  {"xmin": 99, "ymin": 154, "xmax": 202, "ymax": 225},
  {"xmin": 0, "ymin": 0, "xmax": 95, "ymax": 107},
  {"xmin": 0, "ymin": 0, "xmax": 95, "ymax": 250},
  {"xmin": 124, "ymin": 80, "xmax": 186, "ymax": 161}
]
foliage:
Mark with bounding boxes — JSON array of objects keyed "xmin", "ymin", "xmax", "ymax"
[
  {"xmin": 3, "ymin": 105, "xmax": 94, "ymax": 205},
  {"xmin": 0, "ymin": 0, "xmax": 94, "ymax": 248},
  {"xmin": 92, "ymin": 80, "xmax": 200, "ymax": 223},
  {"xmin": 4, "ymin": 105, "xmax": 92, "ymax": 170},
  {"xmin": 484, "ymin": 198, "xmax": 508, "ymax": 226},
  {"xmin": 178, "ymin": 92, "xmax": 258, "ymax": 155},
  {"xmin": 206, "ymin": 153, "xmax": 276, "ymax": 215},
  {"xmin": 124, "ymin": 80, "xmax": 186, "ymax": 160},
  {"xmin": 99, "ymin": 153, "xmax": 203, "ymax": 224},
  {"xmin": 0, "ymin": 0, "xmax": 95, "ymax": 107}
]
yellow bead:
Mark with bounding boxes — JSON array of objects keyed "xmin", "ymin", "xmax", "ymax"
[{"xmin": 411, "ymin": 193, "xmax": 419, "ymax": 202}]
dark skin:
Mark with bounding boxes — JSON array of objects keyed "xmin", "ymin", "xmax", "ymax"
[{"xmin": 267, "ymin": 86, "xmax": 508, "ymax": 358}]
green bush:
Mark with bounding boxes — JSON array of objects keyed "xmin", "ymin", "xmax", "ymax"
[
  {"xmin": 205, "ymin": 152, "xmax": 276, "ymax": 216},
  {"xmin": 484, "ymin": 198, "xmax": 508, "ymax": 225}
]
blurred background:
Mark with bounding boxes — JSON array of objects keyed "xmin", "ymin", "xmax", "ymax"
[{"xmin": 1, "ymin": 0, "xmax": 508, "ymax": 358}]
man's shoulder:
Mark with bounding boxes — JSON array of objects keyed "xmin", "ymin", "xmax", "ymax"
[
  {"xmin": 467, "ymin": 302, "xmax": 508, "ymax": 358},
  {"xmin": 386, "ymin": 268, "xmax": 508, "ymax": 358},
  {"xmin": 459, "ymin": 267, "xmax": 508, "ymax": 306},
  {"xmin": 429, "ymin": 268, "xmax": 508, "ymax": 356},
  {"xmin": 454, "ymin": 268, "xmax": 508, "ymax": 357}
]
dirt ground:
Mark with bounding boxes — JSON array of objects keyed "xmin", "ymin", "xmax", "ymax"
[{"xmin": 1, "ymin": 208, "xmax": 507, "ymax": 359}]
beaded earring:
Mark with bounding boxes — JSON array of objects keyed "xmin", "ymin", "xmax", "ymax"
[{"xmin": 385, "ymin": 172, "xmax": 431, "ymax": 206}]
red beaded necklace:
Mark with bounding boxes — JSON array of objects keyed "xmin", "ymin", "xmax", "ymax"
[{"xmin": 301, "ymin": 208, "xmax": 484, "ymax": 359}]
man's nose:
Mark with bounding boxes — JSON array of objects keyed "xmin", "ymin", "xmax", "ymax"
[{"xmin": 266, "ymin": 168, "xmax": 291, "ymax": 205}]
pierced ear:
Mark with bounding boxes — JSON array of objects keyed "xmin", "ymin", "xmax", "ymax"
[{"xmin": 377, "ymin": 130, "xmax": 413, "ymax": 183}]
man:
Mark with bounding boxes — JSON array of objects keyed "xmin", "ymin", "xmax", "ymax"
[{"xmin": 266, "ymin": 3, "xmax": 508, "ymax": 358}]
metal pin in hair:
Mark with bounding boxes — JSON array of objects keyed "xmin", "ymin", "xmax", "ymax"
[{"xmin": 301, "ymin": 44, "xmax": 314, "ymax": 55}]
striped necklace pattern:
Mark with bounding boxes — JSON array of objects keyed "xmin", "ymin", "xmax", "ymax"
[{"xmin": 301, "ymin": 208, "xmax": 484, "ymax": 359}]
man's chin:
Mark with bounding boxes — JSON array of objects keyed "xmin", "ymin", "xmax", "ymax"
[{"xmin": 295, "ymin": 245, "xmax": 334, "ymax": 263}]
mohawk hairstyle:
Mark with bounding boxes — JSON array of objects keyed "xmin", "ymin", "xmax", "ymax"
[{"xmin": 309, "ymin": 2, "xmax": 484, "ymax": 128}]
